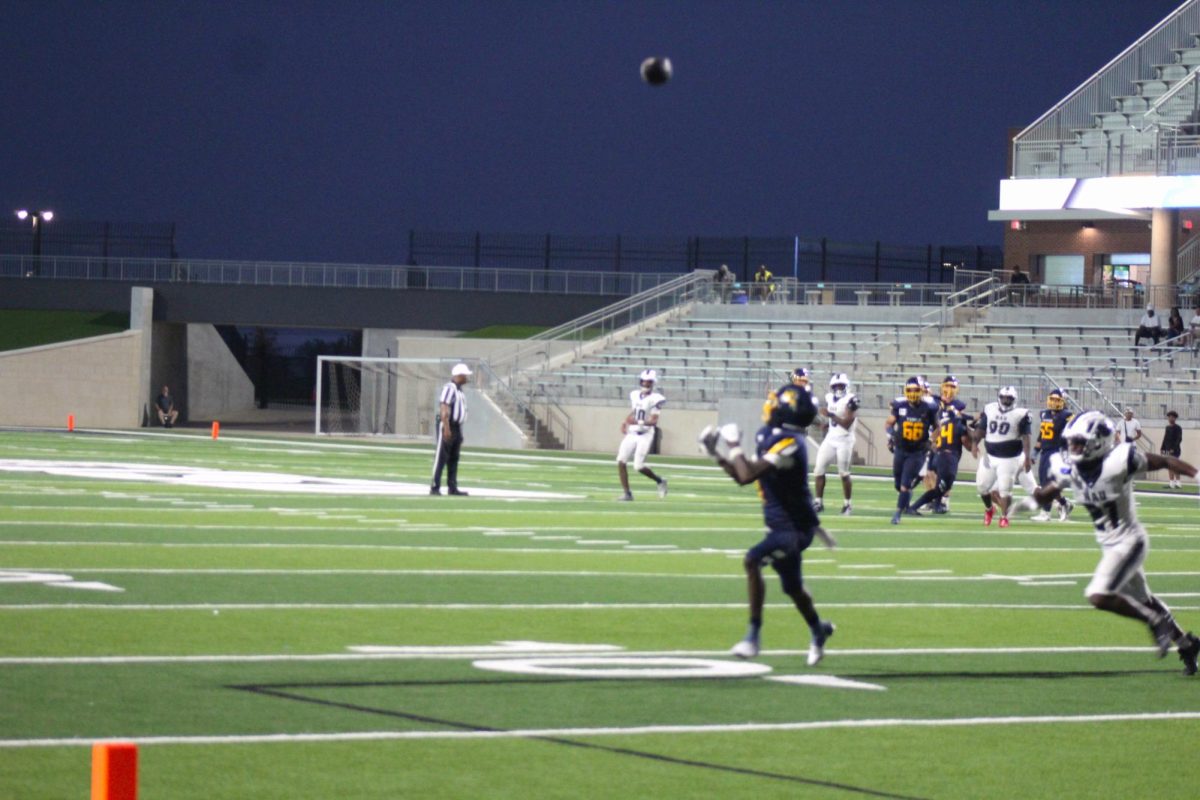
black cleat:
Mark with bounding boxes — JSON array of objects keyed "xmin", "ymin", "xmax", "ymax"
[
  {"xmin": 1151, "ymin": 615, "xmax": 1175, "ymax": 659},
  {"xmin": 448, "ymin": 489, "xmax": 469, "ymax": 496},
  {"xmin": 1179, "ymin": 632, "xmax": 1200, "ymax": 676},
  {"xmin": 429, "ymin": 487, "xmax": 441, "ymax": 496}
]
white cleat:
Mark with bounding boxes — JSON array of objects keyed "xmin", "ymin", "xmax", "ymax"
[
  {"xmin": 812, "ymin": 498, "xmax": 824, "ymax": 513},
  {"xmin": 657, "ymin": 479, "xmax": 668, "ymax": 499},
  {"xmin": 731, "ymin": 638, "xmax": 760, "ymax": 659},
  {"xmin": 1030, "ymin": 511, "xmax": 1052, "ymax": 522},
  {"xmin": 1058, "ymin": 499, "xmax": 1075, "ymax": 522},
  {"xmin": 807, "ymin": 621, "xmax": 836, "ymax": 667},
  {"xmin": 841, "ymin": 502, "xmax": 852, "ymax": 516}
]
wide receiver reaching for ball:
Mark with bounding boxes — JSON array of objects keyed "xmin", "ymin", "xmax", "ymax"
[
  {"xmin": 1017, "ymin": 410, "xmax": 1200, "ymax": 675},
  {"xmin": 699, "ymin": 384, "xmax": 837, "ymax": 666}
]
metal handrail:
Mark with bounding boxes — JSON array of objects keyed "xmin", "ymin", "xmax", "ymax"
[
  {"xmin": 1014, "ymin": 2, "xmax": 1198, "ymax": 143},
  {"xmin": 474, "ymin": 360, "xmax": 573, "ymax": 449},
  {"xmin": 493, "ymin": 270, "xmax": 713, "ymax": 380},
  {"xmin": 481, "ymin": 271, "xmax": 712, "ymax": 440},
  {"xmin": 1012, "ymin": 1, "xmax": 1200, "ymax": 177},
  {"xmin": 922, "ymin": 274, "xmax": 998, "ymax": 330},
  {"xmin": 1143, "ymin": 65, "xmax": 1200, "ymax": 127},
  {"xmin": 0, "ymin": 253, "xmax": 680, "ymax": 297},
  {"xmin": 1178, "ymin": 234, "xmax": 1200, "ymax": 283}
]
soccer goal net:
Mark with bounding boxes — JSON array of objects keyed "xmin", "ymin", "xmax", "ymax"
[{"xmin": 315, "ymin": 356, "xmax": 454, "ymax": 437}]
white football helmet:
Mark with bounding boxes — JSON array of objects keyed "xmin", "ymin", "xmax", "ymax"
[
  {"xmin": 828, "ymin": 373, "xmax": 850, "ymax": 398},
  {"xmin": 1062, "ymin": 410, "xmax": 1115, "ymax": 465},
  {"xmin": 639, "ymin": 368, "xmax": 657, "ymax": 387},
  {"xmin": 998, "ymin": 386, "xmax": 1018, "ymax": 409}
]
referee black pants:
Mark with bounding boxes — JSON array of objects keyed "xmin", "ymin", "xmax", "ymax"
[{"xmin": 431, "ymin": 424, "xmax": 464, "ymax": 492}]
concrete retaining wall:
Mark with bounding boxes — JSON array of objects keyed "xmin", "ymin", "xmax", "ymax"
[{"xmin": 0, "ymin": 330, "xmax": 145, "ymax": 427}]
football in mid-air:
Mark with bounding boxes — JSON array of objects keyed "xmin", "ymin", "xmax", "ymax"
[{"xmin": 640, "ymin": 56, "xmax": 672, "ymax": 86}]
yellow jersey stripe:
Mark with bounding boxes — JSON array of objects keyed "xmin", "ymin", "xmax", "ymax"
[{"xmin": 768, "ymin": 437, "xmax": 796, "ymax": 455}]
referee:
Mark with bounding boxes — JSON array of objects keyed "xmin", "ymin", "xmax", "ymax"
[{"xmin": 431, "ymin": 362, "xmax": 471, "ymax": 496}]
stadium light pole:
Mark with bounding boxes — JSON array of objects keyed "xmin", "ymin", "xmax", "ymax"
[{"xmin": 16, "ymin": 209, "xmax": 53, "ymax": 276}]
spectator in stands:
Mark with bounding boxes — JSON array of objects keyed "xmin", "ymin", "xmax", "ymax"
[
  {"xmin": 1162, "ymin": 411, "xmax": 1184, "ymax": 489},
  {"xmin": 1009, "ymin": 264, "xmax": 1030, "ymax": 305},
  {"xmin": 714, "ymin": 264, "xmax": 734, "ymax": 303},
  {"xmin": 1116, "ymin": 408, "xmax": 1143, "ymax": 446},
  {"xmin": 753, "ymin": 264, "xmax": 775, "ymax": 303},
  {"xmin": 1168, "ymin": 307, "xmax": 1186, "ymax": 346},
  {"xmin": 1135, "ymin": 305, "xmax": 1164, "ymax": 348},
  {"xmin": 1189, "ymin": 305, "xmax": 1200, "ymax": 352},
  {"xmin": 155, "ymin": 385, "xmax": 179, "ymax": 428}
]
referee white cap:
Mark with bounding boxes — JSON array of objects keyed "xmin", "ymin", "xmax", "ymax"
[{"xmin": 451, "ymin": 363, "xmax": 472, "ymax": 377}]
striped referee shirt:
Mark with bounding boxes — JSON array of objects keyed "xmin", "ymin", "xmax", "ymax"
[{"xmin": 439, "ymin": 381, "xmax": 467, "ymax": 425}]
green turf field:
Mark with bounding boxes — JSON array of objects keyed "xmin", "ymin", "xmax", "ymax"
[{"xmin": 0, "ymin": 428, "xmax": 1197, "ymax": 798}]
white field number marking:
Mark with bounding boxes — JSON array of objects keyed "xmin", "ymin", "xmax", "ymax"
[
  {"xmin": 473, "ymin": 656, "xmax": 771, "ymax": 679},
  {"xmin": 0, "ymin": 570, "xmax": 123, "ymax": 592}
]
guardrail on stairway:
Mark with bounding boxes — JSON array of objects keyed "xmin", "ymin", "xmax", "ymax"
[
  {"xmin": 1012, "ymin": 0, "xmax": 1200, "ymax": 178},
  {"xmin": 482, "ymin": 270, "xmax": 715, "ymax": 444}
]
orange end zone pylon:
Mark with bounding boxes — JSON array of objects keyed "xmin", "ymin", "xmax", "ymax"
[
  {"xmin": 68, "ymin": 414, "xmax": 75, "ymax": 432},
  {"xmin": 211, "ymin": 421, "xmax": 220, "ymax": 440},
  {"xmin": 91, "ymin": 741, "xmax": 138, "ymax": 800}
]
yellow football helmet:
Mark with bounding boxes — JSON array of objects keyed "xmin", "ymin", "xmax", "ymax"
[
  {"xmin": 941, "ymin": 375, "xmax": 959, "ymax": 402},
  {"xmin": 903, "ymin": 377, "xmax": 923, "ymax": 404},
  {"xmin": 1047, "ymin": 390, "xmax": 1066, "ymax": 411}
]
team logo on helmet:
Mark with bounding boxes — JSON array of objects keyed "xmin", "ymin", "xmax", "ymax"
[
  {"xmin": 762, "ymin": 385, "xmax": 816, "ymax": 429},
  {"xmin": 1063, "ymin": 410, "xmax": 1114, "ymax": 465}
]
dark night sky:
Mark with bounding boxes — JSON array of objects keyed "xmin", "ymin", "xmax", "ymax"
[{"xmin": 0, "ymin": 1, "xmax": 1185, "ymax": 264}]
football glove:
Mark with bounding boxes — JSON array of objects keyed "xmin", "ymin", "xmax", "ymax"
[
  {"xmin": 719, "ymin": 422, "xmax": 742, "ymax": 447},
  {"xmin": 697, "ymin": 425, "xmax": 721, "ymax": 456},
  {"xmin": 886, "ymin": 439, "xmax": 895, "ymax": 453}
]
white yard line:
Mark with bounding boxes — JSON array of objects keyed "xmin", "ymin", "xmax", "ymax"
[
  {"xmin": 7, "ymin": 601, "xmax": 1190, "ymax": 612},
  {"xmin": 13, "ymin": 567, "xmax": 1197, "ymax": 584},
  {"xmin": 0, "ymin": 643, "xmax": 1169, "ymax": 666},
  {"xmin": 2, "ymin": 711, "xmax": 1198, "ymax": 749},
  {"xmin": 0, "ymin": 538, "xmax": 1151, "ymax": 556}
]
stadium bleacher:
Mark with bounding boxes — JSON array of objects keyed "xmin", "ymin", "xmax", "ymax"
[{"xmin": 525, "ymin": 298, "xmax": 1200, "ymax": 419}]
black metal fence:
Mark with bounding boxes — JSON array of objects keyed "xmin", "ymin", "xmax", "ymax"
[
  {"xmin": 408, "ymin": 230, "xmax": 1003, "ymax": 284},
  {"xmin": 0, "ymin": 220, "xmax": 177, "ymax": 259}
]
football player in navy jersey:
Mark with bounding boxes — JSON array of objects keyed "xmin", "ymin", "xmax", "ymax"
[
  {"xmin": 884, "ymin": 377, "xmax": 939, "ymax": 524},
  {"xmin": 909, "ymin": 403, "xmax": 977, "ymax": 514},
  {"xmin": 928, "ymin": 376, "xmax": 966, "ymax": 512},
  {"xmin": 1032, "ymin": 389, "xmax": 1075, "ymax": 522},
  {"xmin": 698, "ymin": 384, "xmax": 837, "ymax": 666}
]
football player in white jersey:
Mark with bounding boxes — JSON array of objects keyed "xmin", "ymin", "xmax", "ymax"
[
  {"xmin": 974, "ymin": 386, "xmax": 1037, "ymax": 528},
  {"xmin": 616, "ymin": 369, "xmax": 668, "ymax": 501},
  {"xmin": 813, "ymin": 373, "xmax": 858, "ymax": 515},
  {"xmin": 1019, "ymin": 411, "xmax": 1200, "ymax": 674}
]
